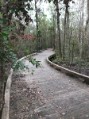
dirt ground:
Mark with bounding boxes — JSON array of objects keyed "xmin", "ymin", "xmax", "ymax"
[
  {"xmin": 53, "ymin": 60, "xmax": 89, "ymax": 76},
  {"xmin": 10, "ymin": 73, "xmax": 44, "ymax": 119}
]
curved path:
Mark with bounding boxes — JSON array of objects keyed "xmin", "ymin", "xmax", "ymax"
[{"xmin": 10, "ymin": 49, "xmax": 89, "ymax": 119}]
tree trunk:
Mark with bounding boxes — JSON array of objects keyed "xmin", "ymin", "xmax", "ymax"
[
  {"xmin": 63, "ymin": 4, "xmax": 70, "ymax": 60},
  {"xmin": 79, "ymin": 0, "xmax": 84, "ymax": 59},
  {"xmin": 35, "ymin": 0, "xmax": 40, "ymax": 51},
  {"xmin": 63, "ymin": 9, "xmax": 66, "ymax": 60},
  {"xmin": 55, "ymin": 0, "xmax": 62, "ymax": 58},
  {"xmin": 52, "ymin": 14, "xmax": 56, "ymax": 49},
  {"xmin": 87, "ymin": 0, "xmax": 89, "ymax": 23}
]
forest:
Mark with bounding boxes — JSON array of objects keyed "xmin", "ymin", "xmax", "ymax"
[{"xmin": 0, "ymin": 0, "xmax": 89, "ymax": 118}]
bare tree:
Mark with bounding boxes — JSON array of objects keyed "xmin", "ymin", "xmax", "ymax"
[
  {"xmin": 35, "ymin": 0, "xmax": 41, "ymax": 51},
  {"xmin": 55, "ymin": 0, "xmax": 62, "ymax": 57}
]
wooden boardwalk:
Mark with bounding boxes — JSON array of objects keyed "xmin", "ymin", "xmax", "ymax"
[{"xmin": 10, "ymin": 49, "xmax": 89, "ymax": 119}]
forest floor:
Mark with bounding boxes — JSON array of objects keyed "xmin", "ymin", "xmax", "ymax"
[
  {"xmin": 10, "ymin": 49, "xmax": 89, "ymax": 119},
  {"xmin": 53, "ymin": 59, "xmax": 89, "ymax": 76}
]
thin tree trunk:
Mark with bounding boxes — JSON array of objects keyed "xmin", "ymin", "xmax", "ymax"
[
  {"xmin": 87, "ymin": 0, "xmax": 89, "ymax": 23},
  {"xmin": 63, "ymin": 9, "xmax": 66, "ymax": 60},
  {"xmin": 86, "ymin": 0, "xmax": 89, "ymax": 58},
  {"xmin": 69, "ymin": 25, "xmax": 72, "ymax": 63},
  {"xmin": 52, "ymin": 14, "xmax": 56, "ymax": 49},
  {"xmin": 55, "ymin": 0, "xmax": 62, "ymax": 57},
  {"xmin": 71, "ymin": 40, "xmax": 74, "ymax": 63},
  {"xmin": 35, "ymin": 0, "xmax": 40, "ymax": 51},
  {"xmin": 79, "ymin": 0, "xmax": 84, "ymax": 59},
  {"xmin": 63, "ymin": 4, "xmax": 69, "ymax": 60}
]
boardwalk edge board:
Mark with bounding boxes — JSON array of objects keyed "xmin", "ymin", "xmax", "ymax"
[
  {"xmin": 47, "ymin": 54, "xmax": 89, "ymax": 84},
  {"xmin": 1, "ymin": 53, "xmax": 37, "ymax": 119}
]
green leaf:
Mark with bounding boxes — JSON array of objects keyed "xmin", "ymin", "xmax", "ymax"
[
  {"xmin": 2, "ymin": 32, "xmax": 8, "ymax": 37},
  {"xmin": 0, "ymin": 12, "xmax": 2, "ymax": 18}
]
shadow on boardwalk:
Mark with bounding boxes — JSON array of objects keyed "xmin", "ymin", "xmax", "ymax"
[{"xmin": 10, "ymin": 49, "xmax": 89, "ymax": 119}]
